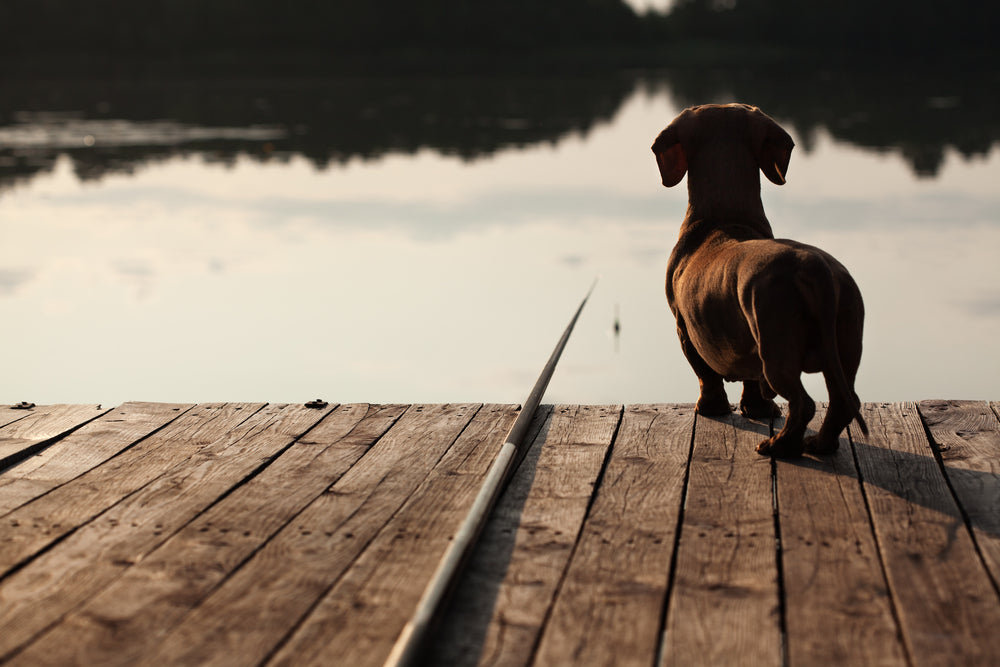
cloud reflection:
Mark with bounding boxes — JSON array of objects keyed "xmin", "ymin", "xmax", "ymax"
[
  {"xmin": 0, "ymin": 269, "xmax": 33, "ymax": 296},
  {"xmin": 962, "ymin": 295, "xmax": 1000, "ymax": 319}
]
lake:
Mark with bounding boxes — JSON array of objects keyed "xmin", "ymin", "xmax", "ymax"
[{"xmin": 2, "ymin": 67, "xmax": 998, "ymax": 406}]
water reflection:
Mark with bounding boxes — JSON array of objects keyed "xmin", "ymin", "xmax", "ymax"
[
  {"xmin": 1, "ymin": 67, "xmax": 998, "ymax": 406},
  {"xmin": 0, "ymin": 74, "xmax": 633, "ymax": 193},
  {"xmin": 3, "ymin": 64, "xmax": 999, "ymax": 196}
]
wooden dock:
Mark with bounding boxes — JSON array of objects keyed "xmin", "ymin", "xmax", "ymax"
[{"xmin": 1, "ymin": 400, "xmax": 998, "ymax": 666}]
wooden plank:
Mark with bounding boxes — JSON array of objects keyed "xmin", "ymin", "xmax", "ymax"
[
  {"xmin": 9, "ymin": 403, "xmax": 407, "ymax": 666},
  {"xmin": 0, "ymin": 404, "xmax": 110, "ymax": 471},
  {"xmin": 0, "ymin": 405, "xmax": 32, "ymax": 429},
  {"xmin": 424, "ymin": 405, "xmax": 555, "ymax": 665},
  {"xmin": 851, "ymin": 402, "xmax": 1000, "ymax": 665},
  {"xmin": 0, "ymin": 403, "xmax": 264, "ymax": 577},
  {"xmin": 775, "ymin": 404, "xmax": 906, "ymax": 666},
  {"xmin": 267, "ymin": 403, "xmax": 526, "ymax": 666},
  {"xmin": 0, "ymin": 402, "xmax": 329, "ymax": 661},
  {"xmin": 918, "ymin": 400, "xmax": 1000, "ymax": 590},
  {"xmin": 0, "ymin": 402, "xmax": 193, "ymax": 516},
  {"xmin": 659, "ymin": 410, "xmax": 781, "ymax": 667},
  {"xmin": 144, "ymin": 403, "xmax": 481, "ymax": 666},
  {"xmin": 532, "ymin": 404, "xmax": 694, "ymax": 666},
  {"xmin": 429, "ymin": 404, "xmax": 622, "ymax": 666}
]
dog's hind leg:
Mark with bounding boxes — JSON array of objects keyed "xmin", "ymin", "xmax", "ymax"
[
  {"xmin": 753, "ymin": 330, "xmax": 813, "ymax": 457},
  {"xmin": 806, "ymin": 335, "xmax": 863, "ymax": 454},
  {"xmin": 756, "ymin": 372, "xmax": 813, "ymax": 457},
  {"xmin": 805, "ymin": 281, "xmax": 866, "ymax": 455},
  {"xmin": 805, "ymin": 376, "xmax": 854, "ymax": 455}
]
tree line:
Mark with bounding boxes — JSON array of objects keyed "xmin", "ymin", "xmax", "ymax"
[
  {"xmin": 1, "ymin": 0, "xmax": 995, "ymax": 62},
  {"xmin": 663, "ymin": 0, "xmax": 998, "ymax": 57}
]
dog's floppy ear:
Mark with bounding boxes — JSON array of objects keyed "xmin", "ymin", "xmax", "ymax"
[
  {"xmin": 651, "ymin": 121, "xmax": 688, "ymax": 188},
  {"xmin": 750, "ymin": 109, "xmax": 794, "ymax": 186}
]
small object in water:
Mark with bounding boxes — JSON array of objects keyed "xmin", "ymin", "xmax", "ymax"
[
  {"xmin": 305, "ymin": 399, "xmax": 328, "ymax": 409},
  {"xmin": 12, "ymin": 401, "xmax": 35, "ymax": 410},
  {"xmin": 613, "ymin": 303, "xmax": 621, "ymax": 354}
]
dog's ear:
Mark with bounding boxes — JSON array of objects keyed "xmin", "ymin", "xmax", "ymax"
[
  {"xmin": 651, "ymin": 123, "xmax": 688, "ymax": 188},
  {"xmin": 750, "ymin": 110, "xmax": 794, "ymax": 186}
]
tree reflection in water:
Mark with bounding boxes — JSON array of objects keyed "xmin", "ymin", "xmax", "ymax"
[{"xmin": 2, "ymin": 63, "xmax": 998, "ymax": 195}]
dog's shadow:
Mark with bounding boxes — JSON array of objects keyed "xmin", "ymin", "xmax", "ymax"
[
  {"xmin": 771, "ymin": 413, "xmax": 1000, "ymax": 542},
  {"xmin": 428, "ymin": 404, "xmax": 999, "ymax": 665}
]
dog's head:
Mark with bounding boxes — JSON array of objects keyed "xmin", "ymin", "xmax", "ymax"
[{"xmin": 651, "ymin": 104, "xmax": 794, "ymax": 189}]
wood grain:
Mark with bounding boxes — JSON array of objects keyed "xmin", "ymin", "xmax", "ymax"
[
  {"xmin": 0, "ymin": 403, "xmax": 328, "ymax": 661},
  {"xmin": 424, "ymin": 406, "xmax": 556, "ymax": 666},
  {"xmin": 1, "ymin": 401, "xmax": 997, "ymax": 666},
  {"xmin": 776, "ymin": 404, "xmax": 906, "ymax": 666},
  {"xmin": 659, "ymin": 410, "xmax": 781, "ymax": 667},
  {"xmin": 267, "ymin": 404, "xmax": 523, "ymax": 667},
  {"xmin": 852, "ymin": 402, "xmax": 1000, "ymax": 665},
  {"xmin": 0, "ymin": 405, "xmax": 30, "ymax": 429},
  {"xmin": 0, "ymin": 402, "xmax": 192, "ymax": 516},
  {"xmin": 144, "ymin": 403, "xmax": 481, "ymax": 667},
  {"xmin": 476, "ymin": 404, "xmax": 623, "ymax": 666},
  {"xmin": 427, "ymin": 404, "xmax": 622, "ymax": 666},
  {"xmin": 8, "ymin": 404, "xmax": 409, "ymax": 666},
  {"xmin": 918, "ymin": 400, "xmax": 1000, "ymax": 589},
  {"xmin": 0, "ymin": 404, "xmax": 110, "ymax": 471},
  {"xmin": 0, "ymin": 403, "xmax": 264, "ymax": 576},
  {"xmin": 532, "ymin": 404, "xmax": 694, "ymax": 666}
]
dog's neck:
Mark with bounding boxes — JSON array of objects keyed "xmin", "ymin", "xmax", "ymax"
[{"xmin": 683, "ymin": 163, "xmax": 775, "ymax": 239}]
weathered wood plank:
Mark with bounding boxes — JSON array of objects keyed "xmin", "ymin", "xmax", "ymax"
[
  {"xmin": 0, "ymin": 403, "xmax": 263, "ymax": 578},
  {"xmin": 852, "ymin": 402, "xmax": 1000, "ymax": 665},
  {"xmin": 0, "ymin": 403, "xmax": 329, "ymax": 662},
  {"xmin": 0, "ymin": 404, "xmax": 110, "ymax": 471},
  {"xmin": 918, "ymin": 400, "xmax": 1000, "ymax": 590},
  {"xmin": 529, "ymin": 404, "xmax": 693, "ymax": 666},
  {"xmin": 0, "ymin": 400, "xmax": 995, "ymax": 666},
  {"xmin": 144, "ymin": 403, "xmax": 481, "ymax": 667},
  {"xmin": 660, "ymin": 411, "xmax": 781, "ymax": 667},
  {"xmin": 469, "ymin": 404, "xmax": 622, "ymax": 666},
  {"xmin": 0, "ymin": 402, "xmax": 192, "ymax": 516},
  {"xmin": 424, "ymin": 405, "xmax": 556, "ymax": 666},
  {"xmin": 422, "ymin": 405, "xmax": 623, "ymax": 666},
  {"xmin": 0, "ymin": 405, "xmax": 32, "ymax": 429},
  {"xmin": 775, "ymin": 404, "xmax": 906, "ymax": 666},
  {"xmin": 8, "ymin": 403, "xmax": 408, "ymax": 666},
  {"xmin": 267, "ymin": 404, "xmax": 525, "ymax": 666}
]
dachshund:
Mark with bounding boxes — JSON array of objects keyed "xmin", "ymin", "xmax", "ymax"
[{"xmin": 652, "ymin": 103, "xmax": 867, "ymax": 457}]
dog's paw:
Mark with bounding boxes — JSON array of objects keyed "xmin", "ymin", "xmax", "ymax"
[
  {"xmin": 696, "ymin": 395, "xmax": 732, "ymax": 416},
  {"xmin": 756, "ymin": 435, "xmax": 804, "ymax": 458},
  {"xmin": 740, "ymin": 398, "xmax": 781, "ymax": 420},
  {"xmin": 804, "ymin": 434, "xmax": 840, "ymax": 456}
]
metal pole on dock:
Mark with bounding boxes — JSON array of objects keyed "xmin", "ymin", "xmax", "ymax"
[{"xmin": 384, "ymin": 278, "xmax": 598, "ymax": 667}]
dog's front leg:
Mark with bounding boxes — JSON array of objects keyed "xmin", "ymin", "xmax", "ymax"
[{"xmin": 676, "ymin": 322, "xmax": 730, "ymax": 415}]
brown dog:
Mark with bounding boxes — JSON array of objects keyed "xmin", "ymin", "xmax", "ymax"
[{"xmin": 652, "ymin": 103, "xmax": 868, "ymax": 457}]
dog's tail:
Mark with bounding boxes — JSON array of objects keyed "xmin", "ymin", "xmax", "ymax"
[{"xmin": 797, "ymin": 258, "xmax": 869, "ymax": 437}]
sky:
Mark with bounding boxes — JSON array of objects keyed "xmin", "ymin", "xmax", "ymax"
[{"xmin": 626, "ymin": 0, "xmax": 673, "ymax": 12}]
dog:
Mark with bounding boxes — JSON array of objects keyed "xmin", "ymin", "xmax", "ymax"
[{"xmin": 652, "ymin": 103, "xmax": 868, "ymax": 457}]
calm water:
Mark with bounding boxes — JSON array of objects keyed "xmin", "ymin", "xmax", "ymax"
[{"xmin": 2, "ymin": 71, "xmax": 998, "ymax": 406}]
